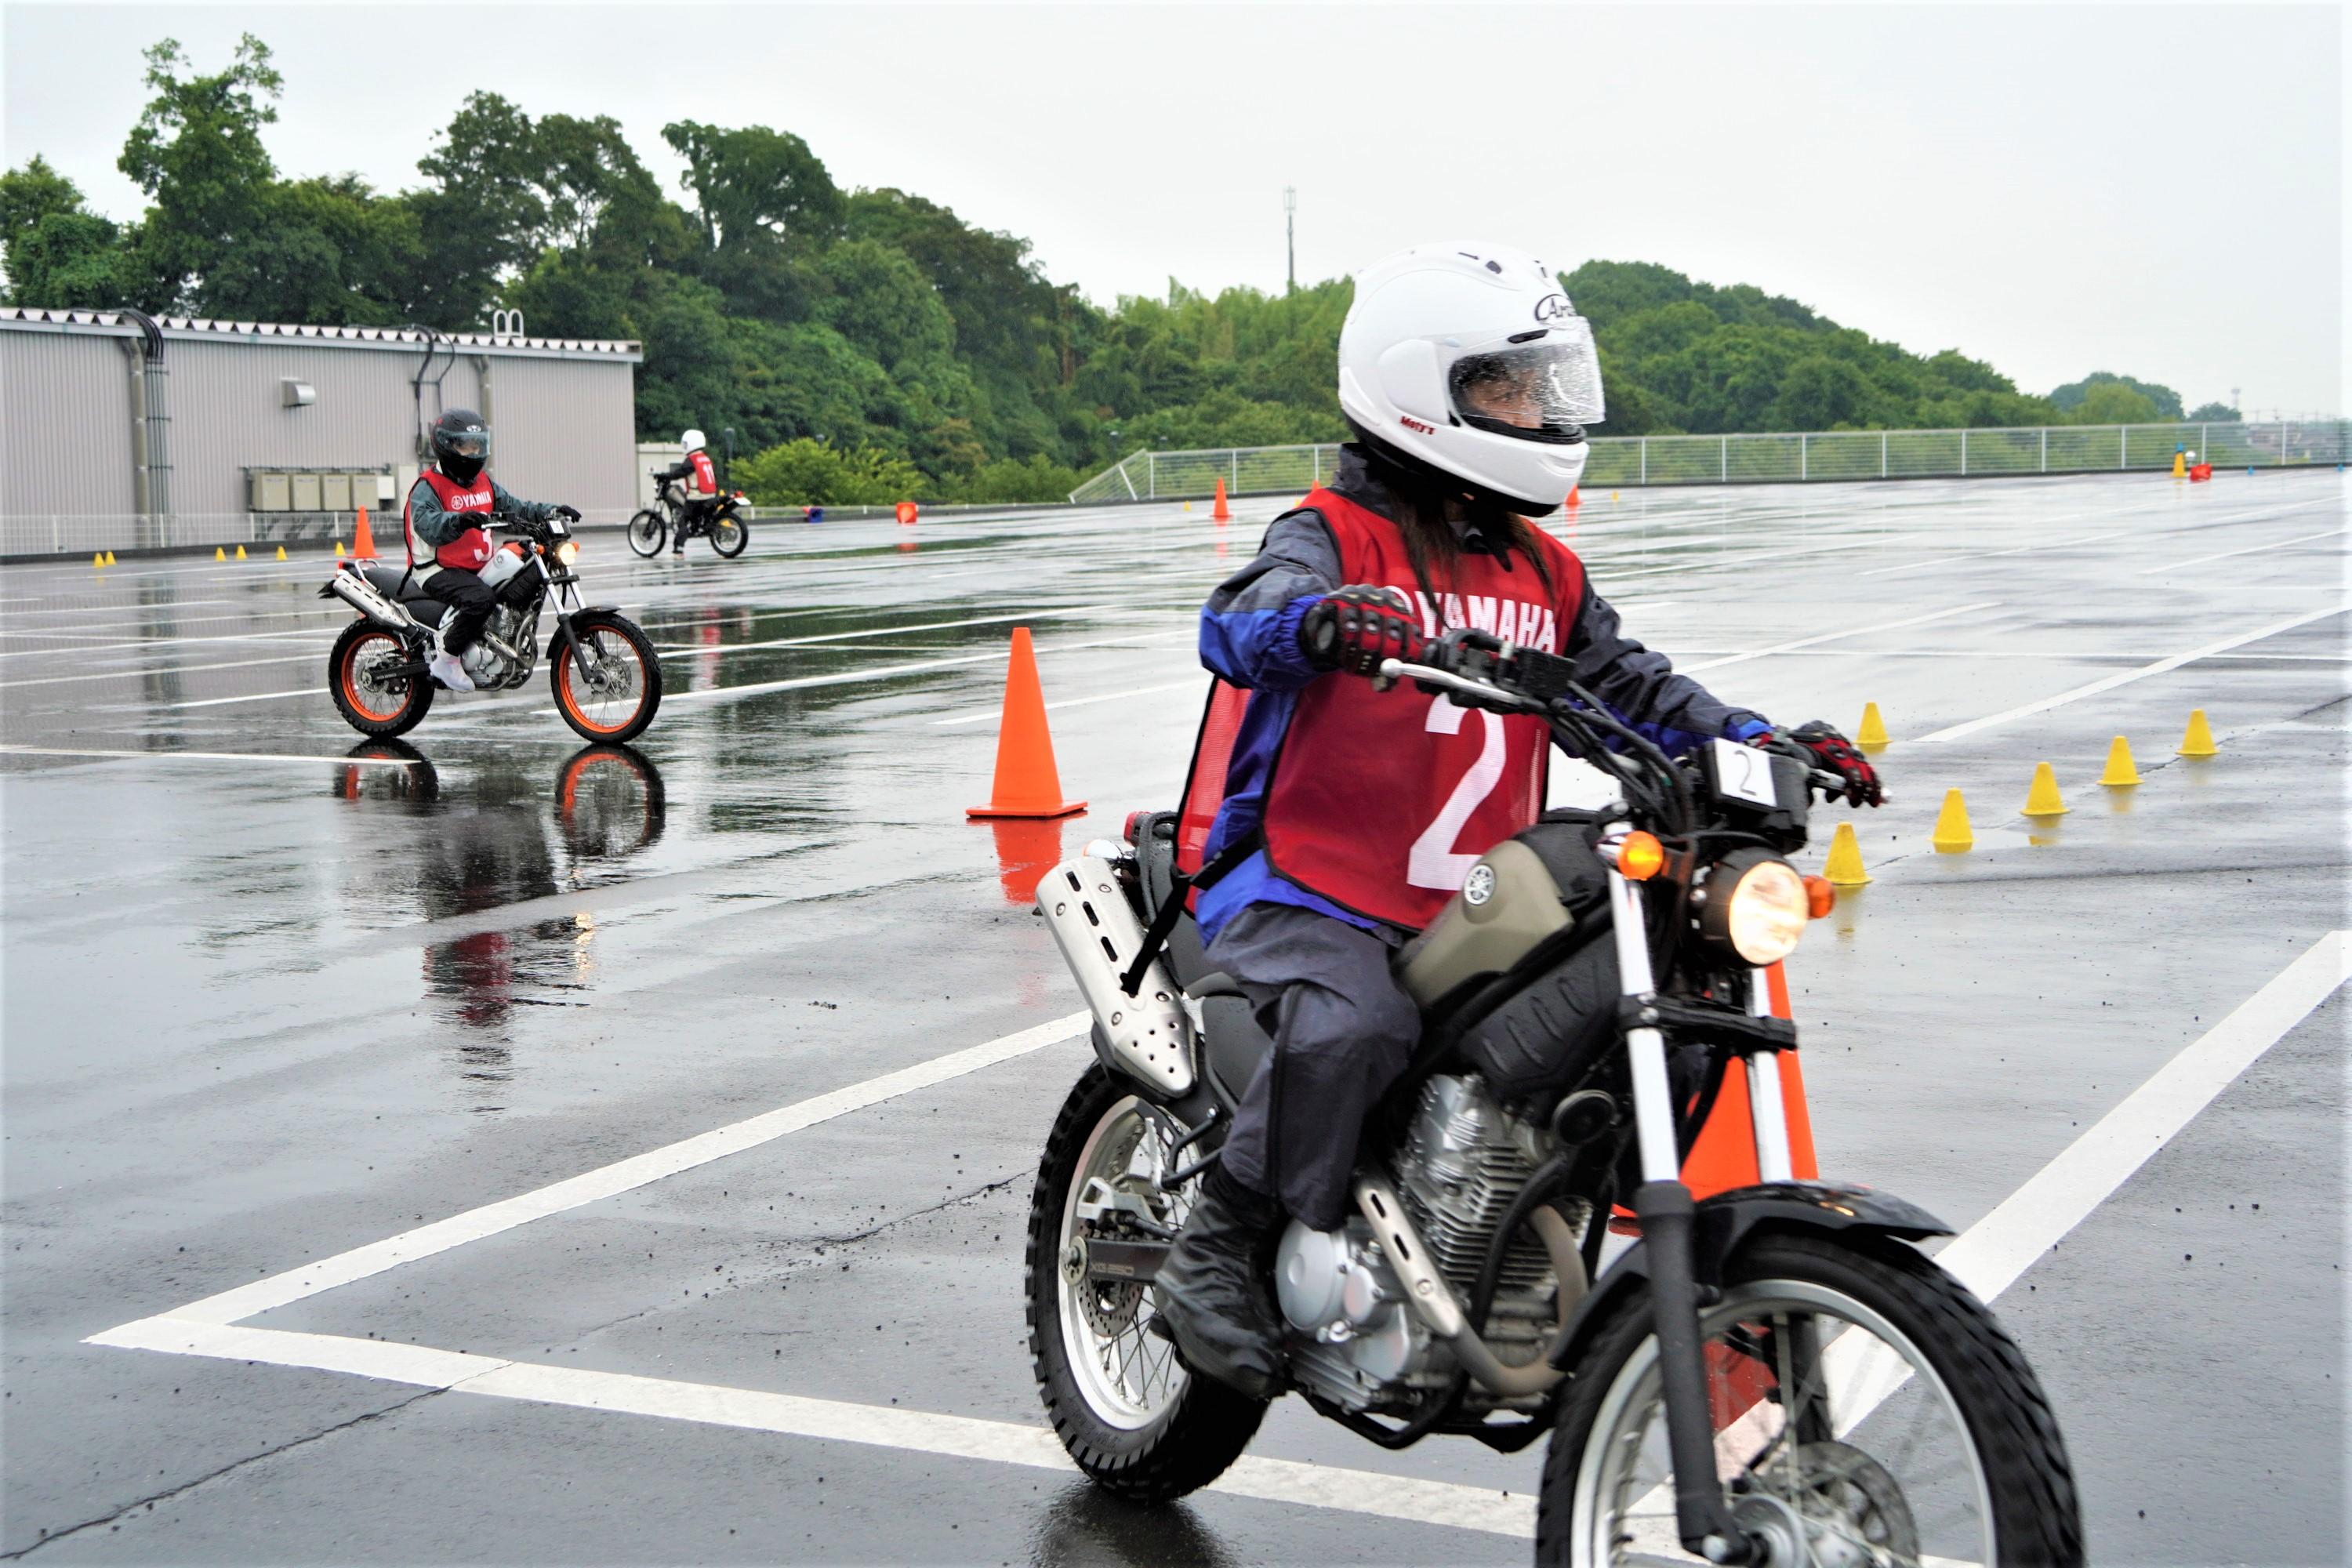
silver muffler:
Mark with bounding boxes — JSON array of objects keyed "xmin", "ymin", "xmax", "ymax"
[
  {"xmin": 325, "ymin": 565, "xmax": 418, "ymax": 631},
  {"xmin": 1037, "ymin": 855, "xmax": 1196, "ymax": 1095}
]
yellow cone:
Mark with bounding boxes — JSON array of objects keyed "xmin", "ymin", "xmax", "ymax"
[
  {"xmin": 235, "ymin": 545, "xmax": 248, "ymax": 560},
  {"xmin": 1931, "ymin": 789, "xmax": 1973, "ymax": 852},
  {"xmin": 2098, "ymin": 735, "xmax": 2140, "ymax": 786},
  {"xmin": 93, "ymin": 550, "xmax": 105, "ymax": 568},
  {"xmin": 2172, "ymin": 451, "xmax": 2187, "ymax": 478},
  {"xmin": 335, "ymin": 539, "xmax": 346, "ymax": 557},
  {"xmin": 274, "ymin": 545, "xmax": 289, "ymax": 561},
  {"xmin": 1856, "ymin": 701, "xmax": 1889, "ymax": 749},
  {"xmin": 2178, "ymin": 709, "xmax": 2217, "ymax": 757},
  {"xmin": 2022, "ymin": 761, "xmax": 2067, "ymax": 817},
  {"xmin": 1823, "ymin": 821, "xmax": 1871, "ymax": 886},
  {"xmin": 107, "ymin": 550, "xmax": 118, "ymax": 565},
  {"xmin": 1611, "ymin": 490, "xmax": 1621, "ymax": 501},
  {"xmin": 215, "ymin": 546, "xmax": 227, "ymax": 561}
]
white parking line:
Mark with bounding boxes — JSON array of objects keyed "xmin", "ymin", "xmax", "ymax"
[
  {"xmin": 653, "ymin": 604, "xmax": 1110, "ymax": 655},
  {"xmin": 0, "ymin": 746, "xmax": 426, "ymax": 768},
  {"xmin": 933, "ymin": 678, "xmax": 1207, "ymax": 726},
  {"xmin": 1678, "ymin": 601, "xmax": 1998, "ymax": 673},
  {"xmin": 2132, "ymin": 524, "xmax": 2350, "ymax": 575},
  {"xmin": 1915, "ymin": 603, "xmax": 2352, "ymax": 743},
  {"xmin": 1857, "ymin": 529, "xmax": 2125, "ymax": 578}
]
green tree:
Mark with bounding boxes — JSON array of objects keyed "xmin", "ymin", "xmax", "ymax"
[
  {"xmin": 2049, "ymin": 372, "xmax": 2181, "ymax": 420},
  {"xmin": 2067, "ymin": 382, "xmax": 2163, "ymax": 425},
  {"xmin": 0, "ymin": 156, "xmax": 129, "ymax": 307},
  {"xmin": 2185, "ymin": 401, "xmax": 2241, "ymax": 423},
  {"xmin": 735, "ymin": 437, "xmax": 924, "ymax": 505},
  {"xmin": 116, "ymin": 34, "xmax": 282, "ymax": 312}
]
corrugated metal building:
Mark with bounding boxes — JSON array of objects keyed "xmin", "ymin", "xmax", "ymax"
[{"xmin": 0, "ymin": 309, "xmax": 641, "ymax": 556}]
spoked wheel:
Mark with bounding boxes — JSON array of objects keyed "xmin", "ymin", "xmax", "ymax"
[
  {"xmin": 1537, "ymin": 1233, "xmax": 2082, "ymax": 1567},
  {"xmin": 625, "ymin": 509, "xmax": 667, "ymax": 558},
  {"xmin": 709, "ymin": 510, "xmax": 749, "ymax": 558},
  {"xmin": 1025, "ymin": 1061, "xmax": 1265, "ymax": 1503},
  {"xmin": 551, "ymin": 613, "xmax": 662, "ymax": 745},
  {"xmin": 328, "ymin": 622, "xmax": 432, "ymax": 738}
]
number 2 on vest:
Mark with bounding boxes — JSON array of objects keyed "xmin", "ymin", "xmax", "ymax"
[{"xmin": 1406, "ymin": 695, "xmax": 1506, "ymax": 891}]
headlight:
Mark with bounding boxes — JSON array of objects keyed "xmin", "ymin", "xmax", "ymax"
[
  {"xmin": 1697, "ymin": 851, "xmax": 1808, "ymax": 965},
  {"xmin": 555, "ymin": 539, "xmax": 580, "ymax": 566}
]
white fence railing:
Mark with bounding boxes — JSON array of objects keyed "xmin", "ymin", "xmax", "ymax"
[{"xmin": 1068, "ymin": 419, "xmax": 2350, "ymax": 503}]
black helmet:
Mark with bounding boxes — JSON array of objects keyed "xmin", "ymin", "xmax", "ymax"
[{"xmin": 430, "ymin": 408, "xmax": 491, "ymax": 485}]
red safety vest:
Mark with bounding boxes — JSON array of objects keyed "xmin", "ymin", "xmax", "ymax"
[
  {"xmin": 688, "ymin": 450, "xmax": 717, "ymax": 495},
  {"xmin": 405, "ymin": 468, "xmax": 495, "ymax": 571},
  {"xmin": 1254, "ymin": 487, "xmax": 1587, "ymax": 930}
]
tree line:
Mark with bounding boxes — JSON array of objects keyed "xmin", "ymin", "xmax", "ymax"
[{"xmin": 0, "ymin": 35, "xmax": 2234, "ymax": 505}]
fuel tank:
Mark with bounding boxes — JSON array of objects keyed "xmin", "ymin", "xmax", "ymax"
[{"xmin": 1398, "ymin": 813, "xmax": 1611, "ymax": 1011}]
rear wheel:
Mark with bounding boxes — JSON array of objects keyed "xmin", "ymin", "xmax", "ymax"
[
  {"xmin": 709, "ymin": 509, "xmax": 749, "ymax": 557},
  {"xmin": 1537, "ymin": 1232, "xmax": 2082, "ymax": 1566},
  {"xmin": 328, "ymin": 622, "xmax": 431, "ymax": 738},
  {"xmin": 625, "ymin": 509, "xmax": 667, "ymax": 558},
  {"xmin": 1025, "ymin": 1063, "xmax": 1266, "ymax": 1504},
  {"xmin": 551, "ymin": 612, "xmax": 662, "ymax": 744}
]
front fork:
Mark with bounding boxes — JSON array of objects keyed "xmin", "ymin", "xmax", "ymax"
[{"xmin": 1603, "ymin": 858, "xmax": 1797, "ymax": 1563}]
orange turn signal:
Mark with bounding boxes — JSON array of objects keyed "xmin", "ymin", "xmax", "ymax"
[
  {"xmin": 1802, "ymin": 874, "xmax": 1835, "ymax": 919},
  {"xmin": 1617, "ymin": 831, "xmax": 1667, "ymax": 881}
]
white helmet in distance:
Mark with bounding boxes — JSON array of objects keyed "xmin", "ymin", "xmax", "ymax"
[
  {"xmin": 681, "ymin": 429, "xmax": 707, "ymax": 454},
  {"xmin": 1338, "ymin": 241, "xmax": 1602, "ymax": 515}
]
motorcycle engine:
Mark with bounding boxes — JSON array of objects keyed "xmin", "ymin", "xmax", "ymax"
[{"xmin": 1276, "ymin": 1073, "xmax": 1565, "ymax": 1416}]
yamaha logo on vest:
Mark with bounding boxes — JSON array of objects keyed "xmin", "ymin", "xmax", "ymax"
[{"xmin": 450, "ymin": 488, "xmax": 492, "ymax": 510}]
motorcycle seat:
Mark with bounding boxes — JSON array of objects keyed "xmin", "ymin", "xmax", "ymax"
[{"xmin": 355, "ymin": 564, "xmax": 447, "ymax": 626}]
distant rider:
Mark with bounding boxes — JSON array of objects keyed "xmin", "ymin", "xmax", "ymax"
[
  {"xmin": 653, "ymin": 429, "xmax": 720, "ymax": 556},
  {"xmin": 1148, "ymin": 242, "xmax": 1884, "ymax": 1399},
  {"xmin": 404, "ymin": 408, "xmax": 579, "ymax": 691}
]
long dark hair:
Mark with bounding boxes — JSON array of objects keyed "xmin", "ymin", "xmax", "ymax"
[{"xmin": 1375, "ymin": 452, "xmax": 1555, "ymax": 628}]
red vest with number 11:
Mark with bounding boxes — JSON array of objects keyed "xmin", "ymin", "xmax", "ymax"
[{"xmin": 1260, "ymin": 487, "xmax": 1586, "ymax": 931}]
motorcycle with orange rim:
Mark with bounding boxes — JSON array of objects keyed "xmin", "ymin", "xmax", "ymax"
[{"xmin": 318, "ymin": 511, "xmax": 662, "ymax": 746}]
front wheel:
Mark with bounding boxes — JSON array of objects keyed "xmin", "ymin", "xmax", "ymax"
[
  {"xmin": 1537, "ymin": 1232, "xmax": 2082, "ymax": 1566},
  {"xmin": 1025, "ymin": 1062, "xmax": 1266, "ymax": 1504},
  {"xmin": 551, "ymin": 612, "xmax": 662, "ymax": 745},
  {"xmin": 709, "ymin": 509, "xmax": 750, "ymax": 557},
  {"xmin": 328, "ymin": 622, "xmax": 432, "ymax": 738},
  {"xmin": 625, "ymin": 509, "xmax": 667, "ymax": 558}
]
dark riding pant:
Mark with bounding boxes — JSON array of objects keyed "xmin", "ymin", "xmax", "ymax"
[
  {"xmin": 428, "ymin": 565, "xmax": 535, "ymax": 655},
  {"xmin": 1208, "ymin": 901, "xmax": 1419, "ymax": 1232}
]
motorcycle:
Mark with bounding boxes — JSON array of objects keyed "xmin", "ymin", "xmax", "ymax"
[
  {"xmin": 627, "ymin": 476, "xmax": 751, "ymax": 559},
  {"xmin": 1025, "ymin": 629, "xmax": 2082, "ymax": 1566},
  {"xmin": 319, "ymin": 512, "xmax": 663, "ymax": 746}
]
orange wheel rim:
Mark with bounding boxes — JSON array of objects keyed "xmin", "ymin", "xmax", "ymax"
[
  {"xmin": 558, "ymin": 633, "xmax": 646, "ymax": 735},
  {"xmin": 341, "ymin": 632, "xmax": 409, "ymax": 723}
]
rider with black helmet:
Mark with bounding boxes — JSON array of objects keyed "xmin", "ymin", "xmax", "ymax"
[{"xmin": 405, "ymin": 408, "xmax": 580, "ymax": 691}]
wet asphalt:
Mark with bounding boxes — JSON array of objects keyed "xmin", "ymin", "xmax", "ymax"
[{"xmin": 2, "ymin": 473, "xmax": 2346, "ymax": 1565}]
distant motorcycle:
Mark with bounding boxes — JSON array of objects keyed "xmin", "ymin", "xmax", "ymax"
[
  {"xmin": 628, "ymin": 475, "xmax": 751, "ymax": 559},
  {"xmin": 319, "ymin": 512, "xmax": 662, "ymax": 745}
]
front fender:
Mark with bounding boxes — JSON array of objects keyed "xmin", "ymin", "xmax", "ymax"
[{"xmin": 1547, "ymin": 1181, "xmax": 1950, "ymax": 1371}]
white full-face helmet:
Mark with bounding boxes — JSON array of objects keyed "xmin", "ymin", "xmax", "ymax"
[
  {"xmin": 681, "ymin": 429, "xmax": 707, "ymax": 454},
  {"xmin": 1338, "ymin": 242, "xmax": 1602, "ymax": 515}
]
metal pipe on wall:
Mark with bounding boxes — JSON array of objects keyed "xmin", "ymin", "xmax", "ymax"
[{"xmin": 114, "ymin": 309, "xmax": 170, "ymax": 546}]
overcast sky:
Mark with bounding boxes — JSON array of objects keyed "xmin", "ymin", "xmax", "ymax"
[{"xmin": 5, "ymin": 2, "xmax": 2343, "ymax": 416}]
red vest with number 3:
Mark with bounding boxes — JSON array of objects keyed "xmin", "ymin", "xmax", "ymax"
[
  {"xmin": 1261, "ymin": 488, "xmax": 1585, "ymax": 930},
  {"xmin": 406, "ymin": 468, "xmax": 495, "ymax": 571}
]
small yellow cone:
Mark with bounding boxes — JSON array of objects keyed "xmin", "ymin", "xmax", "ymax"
[
  {"xmin": 107, "ymin": 550, "xmax": 118, "ymax": 565},
  {"xmin": 215, "ymin": 546, "xmax": 227, "ymax": 561},
  {"xmin": 2098, "ymin": 735, "xmax": 2141, "ymax": 786},
  {"xmin": 334, "ymin": 539, "xmax": 346, "ymax": 557},
  {"xmin": 1855, "ymin": 701, "xmax": 1889, "ymax": 749},
  {"xmin": 235, "ymin": 545, "xmax": 248, "ymax": 561},
  {"xmin": 2178, "ymin": 709, "xmax": 2218, "ymax": 757},
  {"xmin": 93, "ymin": 550, "xmax": 105, "ymax": 568},
  {"xmin": 2022, "ymin": 761, "xmax": 2067, "ymax": 817},
  {"xmin": 1611, "ymin": 490, "xmax": 1621, "ymax": 501},
  {"xmin": 2172, "ymin": 451, "xmax": 2187, "ymax": 478},
  {"xmin": 1931, "ymin": 789, "xmax": 1973, "ymax": 852},
  {"xmin": 275, "ymin": 545, "xmax": 289, "ymax": 561},
  {"xmin": 1823, "ymin": 821, "xmax": 1871, "ymax": 886}
]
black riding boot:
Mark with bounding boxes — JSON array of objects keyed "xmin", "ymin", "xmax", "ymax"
[{"xmin": 1149, "ymin": 1161, "xmax": 1287, "ymax": 1400}]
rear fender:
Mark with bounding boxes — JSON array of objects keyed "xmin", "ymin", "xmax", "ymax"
[{"xmin": 1546, "ymin": 1181, "xmax": 1950, "ymax": 1370}]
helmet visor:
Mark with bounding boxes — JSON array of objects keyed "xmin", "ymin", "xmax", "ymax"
[
  {"xmin": 1447, "ymin": 321, "xmax": 1605, "ymax": 441},
  {"xmin": 440, "ymin": 429, "xmax": 491, "ymax": 462}
]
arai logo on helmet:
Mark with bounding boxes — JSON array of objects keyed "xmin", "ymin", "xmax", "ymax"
[
  {"xmin": 1532, "ymin": 293, "xmax": 1572, "ymax": 325},
  {"xmin": 1462, "ymin": 863, "xmax": 1496, "ymax": 906}
]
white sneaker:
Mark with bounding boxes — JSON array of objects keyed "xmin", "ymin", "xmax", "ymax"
[{"xmin": 428, "ymin": 651, "xmax": 476, "ymax": 692}]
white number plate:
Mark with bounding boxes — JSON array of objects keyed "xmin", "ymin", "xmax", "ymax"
[{"xmin": 1711, "ymin": 739, "xmax": 1780, "ymax": 808}]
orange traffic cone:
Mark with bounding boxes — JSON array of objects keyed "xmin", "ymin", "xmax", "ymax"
[
  {"xmin": 1679, "ymin": 961, "xmax": 1820, "ymax": 1199},
  {"xmin": 353, "ymin": 506, "xmax": 377, "ymax": 560},
  {"xmin": 1565, "ymin": 485, "xmax": 1581, "ymax": 509},
  {"xmin": 895, "ymin": 499, "xmax": 918, "ymax": 524},
  {"xmin": 1211, "ymin": 477, "xmax": 1231, "ymax": 521},
  {"xmin": 967, "ymin": 627, "xmax": 1087, "ymax": 819}
]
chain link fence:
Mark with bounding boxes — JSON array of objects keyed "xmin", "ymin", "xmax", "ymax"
[{"xmin": 1069, "ymin": 419, "xmax": 2349, "ymax": 503}]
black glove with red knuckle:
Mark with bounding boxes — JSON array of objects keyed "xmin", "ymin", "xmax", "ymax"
[
  {"xmin": 1755, "ymin": 720, "xmax": 1884, "ymax": 808},
  {"xmin": 1299, "ymin": 585, "xmax": 1424, "ymax": 677}
]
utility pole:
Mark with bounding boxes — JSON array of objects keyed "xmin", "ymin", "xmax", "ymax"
[{"xmin": 1284, "ymin": 187, "xmax": 1296, "ymax": 293}]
